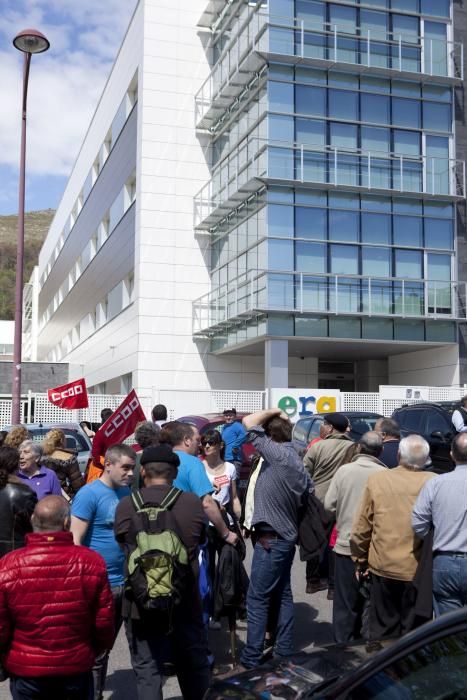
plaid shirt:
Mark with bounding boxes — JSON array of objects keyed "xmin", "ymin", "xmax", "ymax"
[{"xmin": 248, "ymin": 427, "xmax": 312, "ymax": 541}]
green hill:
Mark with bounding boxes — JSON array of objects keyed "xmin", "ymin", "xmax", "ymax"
[{"xmin": 0, "ymin": 209, "xmax": 54, "ymax": 319}]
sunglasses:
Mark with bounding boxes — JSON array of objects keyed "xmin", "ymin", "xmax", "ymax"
[{"xmin": 201, "ymin": 440, "xmax": 219, "ymax": 447}]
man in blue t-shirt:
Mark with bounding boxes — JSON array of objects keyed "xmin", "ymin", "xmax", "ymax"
[
  {"xmin": 222, "ymin": 408, "xmax": 247, "ymax": 471},
  {"xmin": 71, "ymin": 443, "xmax": 136, "ymax": 700},
  {"xmin": 161, "ymin": 421, "xmax": 238, "ymax": 546}
]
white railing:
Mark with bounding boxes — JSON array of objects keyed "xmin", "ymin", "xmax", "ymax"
[
  {"xmin": 194, "ymin": 139, "xmax": 465, "ymax": 227},
  {"xmin": 195, "ymin": 9, "xmax": 463, "ymax": 125},
  {"xmin": 193, "ymin": 270, "xmax": 467, "ymax": 334}
]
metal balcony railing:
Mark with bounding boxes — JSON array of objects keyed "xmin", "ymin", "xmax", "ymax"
[
  {"xmin": 195, "ymin": 9, "xmax": 463, "ymax": 128},
  {"xmin": 194, "ymin": 139, "xmax": 466, "ymax": 228},
  {"xmin": 192, "ymin": 271, "xmax": 467, "ymax": 336}
]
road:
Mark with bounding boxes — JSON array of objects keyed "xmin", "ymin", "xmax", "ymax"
[{"xmin": 0, "ymin": 549, "xmax": 333, "ymax": 699}]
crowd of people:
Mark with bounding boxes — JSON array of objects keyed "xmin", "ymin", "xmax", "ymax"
[{"xmin": 0, "ymin": 401, "xmax": 465, "ymax": 700}]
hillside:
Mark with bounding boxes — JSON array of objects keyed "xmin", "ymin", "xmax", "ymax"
[{"xmin": 0, "ymin": 209, "xmax": 54, "ymax": 319}]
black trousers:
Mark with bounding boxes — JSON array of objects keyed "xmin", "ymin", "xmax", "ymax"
[
  {"xmin": 369, "ymin": 574, "xmax": 418, "ymax": 641},
  {"xmin": 333, "ymin": 553, "xmax": 365, "ymax": 644},
  {"xmin": 306, "ymin": 547, "xmax": 335, "ymax": 589},
  {"xmin": 125, "ymin": 614, "xmax": 210, "ymax": 700},
  {"xmin": 10, "ymin": 672, "xmax": 93, "ymax": 700}
]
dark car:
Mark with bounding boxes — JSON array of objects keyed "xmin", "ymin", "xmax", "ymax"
[
  {"xmin": 2, "ymin": 422, "xmax": 92, "ymax": 474},
  {"xmin": 391, "ymin": 402, "xmax": 455, "ymax": 474},
  {"xmin": 176, "ymin": 413, "xmax": 256, "ymax": 494},
  {"xmin": 292, "ymin": 412, "xmax": 383, "ymax": 457},
  {"xmin": 206, "ymin": 608, "xmax": 467, "ymax": 699}
]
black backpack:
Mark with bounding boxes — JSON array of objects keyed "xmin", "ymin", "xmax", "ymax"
[{"xmin": 126, "ymin": 488, "xmax": 190, "ymax": 614}]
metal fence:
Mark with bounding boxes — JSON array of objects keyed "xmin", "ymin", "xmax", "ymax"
[{"xmin": 0, "ymin": 385, "xmax": 465, "ymax": 426}]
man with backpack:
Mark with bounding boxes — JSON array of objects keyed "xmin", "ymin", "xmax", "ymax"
[{"xmin": 114, "ymin": 443, "xmax": 210, "ymax": 700}]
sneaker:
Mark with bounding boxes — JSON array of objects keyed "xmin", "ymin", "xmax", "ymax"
[
  {"xmin": 209, "ymin": 618, "xmax": 221, "ymax": 630},
  {"xmin": 306, "ymin": 580, "xmax": 328, "ymax": 594},
  {"xmin": 327, "ymin": 588, "xmax": 334, "ymax": 600}
]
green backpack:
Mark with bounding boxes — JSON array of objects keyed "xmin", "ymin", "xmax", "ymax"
[{"xmin": 126, "ymin": 488, "xmax": 190, "ymax": 613}]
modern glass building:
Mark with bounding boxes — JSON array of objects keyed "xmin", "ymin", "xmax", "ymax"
[
  {"xmin": 193, "ymin": 0, "xmax": 467, "ymax": 390},
  {"xmin": 33, "ymin": 0, "xmax": 467, "ymax": 400}
]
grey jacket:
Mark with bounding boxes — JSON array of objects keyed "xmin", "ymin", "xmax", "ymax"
[
  {"xmin": 324, "ymin": 453, "xmax": 386, "ymax": 556},
  {"xmin": 303, "ymin": 433, "xmax": 357, "ymax": 503}
]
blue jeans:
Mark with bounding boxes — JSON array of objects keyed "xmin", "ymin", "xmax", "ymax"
[
  {"xmin": 433, "ymin": 553, "xmax": 467, "ymax": 617},
  {"xmin": 241, "ymin": 537, "xmax": 295, "ymax": 669}
]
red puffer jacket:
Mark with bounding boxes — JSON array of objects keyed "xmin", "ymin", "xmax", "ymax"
[{"xmin": 0, "ymin": 531, "xmax": 114, "ymax": 677}]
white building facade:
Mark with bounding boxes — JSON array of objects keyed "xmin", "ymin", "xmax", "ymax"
[{"xmin": 34, "ymin": 0, "xmax": 467, "ymax": 397}]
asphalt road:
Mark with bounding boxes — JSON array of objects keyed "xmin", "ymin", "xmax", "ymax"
[{"xmin": 0, "ymin": 547, "xmax": 333, "ymax": 699}]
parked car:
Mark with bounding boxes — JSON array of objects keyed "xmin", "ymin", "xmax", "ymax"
[
  {"xmin": 1, "ymin": 422, "xmax": 92, "ymax": 474},
  {"xmin": 206, "ymin": 608, "xmax": 467, "ymax": 699},
  {"xmin": 176, "ymin": 413, "xmax": 256, "ymax": 494},
  {"xmin": 292, "ymin": 412, "xmax": 383, "ymax": 457},
  {"xmin": 392, "ymin": 402, "xmax": 455, "ymax": 473}
]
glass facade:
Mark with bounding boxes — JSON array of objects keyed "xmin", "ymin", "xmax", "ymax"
[{"xmin": 194, "ymin": 0, "xmax": 462, "ymax": 351}]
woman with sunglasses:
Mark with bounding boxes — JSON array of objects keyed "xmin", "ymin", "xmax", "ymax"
[{"xmin": 201, "ymin": 430, "xmax": 242, "ymax": 629}]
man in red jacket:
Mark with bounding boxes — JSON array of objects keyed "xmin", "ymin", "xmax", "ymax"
[{"xmin": 0, "ymin": 495, "xmax": 114, "ymax": 700}]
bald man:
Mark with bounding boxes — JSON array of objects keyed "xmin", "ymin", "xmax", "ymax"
[{"xmin": 0, "ymin": 495, "xmax": 114, "ymax": 699}]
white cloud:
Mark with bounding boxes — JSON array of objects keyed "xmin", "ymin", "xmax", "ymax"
[{"xmin": 0, "ymin": 0, "xmax": 137, "ymax": 179}]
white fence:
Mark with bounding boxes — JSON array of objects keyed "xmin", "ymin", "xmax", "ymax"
[{"xmin": 0, "ymin": 385, "xmax": 466, "ymax": 427}]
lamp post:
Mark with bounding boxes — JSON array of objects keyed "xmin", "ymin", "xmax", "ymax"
[{"xmin": 11, "ymin": 29, "xmax": 50, "ymax": 424}]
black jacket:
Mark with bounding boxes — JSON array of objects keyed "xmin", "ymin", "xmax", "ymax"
[
  {"xmin": 298, "ymin": 491, "xmax": 328, "ymax": 562},
  {"xmin": 0, "ymin": 480, "xmax": 37, "ymax": 558},
  {"xmin": 213, "ymin": 542, "xmax": 249, "ymax": 620}
]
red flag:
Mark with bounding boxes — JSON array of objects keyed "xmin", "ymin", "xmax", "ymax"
[
  {"xmin": 92, "ymin": 390, "xmax": 146, "ymax": 460},
  {"xmin": 48, "ymin": 378, "xmax": 89, "ymax": 410}
]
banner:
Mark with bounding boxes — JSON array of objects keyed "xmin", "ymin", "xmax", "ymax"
[
  {"xmin": 92, "ymin": 389, "xmax": 146, "ymax": 460},
  {"xmin": 47, "ymin": 378, "xmax": 89, "ymax": 410}
]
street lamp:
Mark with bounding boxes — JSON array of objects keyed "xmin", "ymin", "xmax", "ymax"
[{"xmin": 11, "ymin": 29, "xmax": 50, "ymax": 425}]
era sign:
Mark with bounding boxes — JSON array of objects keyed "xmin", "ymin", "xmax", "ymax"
[{"xmin": 270, "ymin": 388, "xmax": 341, "ymax": 422}]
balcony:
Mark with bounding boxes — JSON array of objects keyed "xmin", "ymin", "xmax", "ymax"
[
  {"xmin": 193, "ymin": 270, "xmax": 467, "ymax": 336},
  {"xmin": 194, "ymin": 140, "xmax": 465, "ymax": 229},
  {"xmin": 195, "ymin": 10, "xmax": 463, "ymax": 129}
]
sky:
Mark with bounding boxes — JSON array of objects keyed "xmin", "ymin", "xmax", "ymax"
[{"xmin": 0, "ymin": 0, "xmax": 137, "ymax": 215}]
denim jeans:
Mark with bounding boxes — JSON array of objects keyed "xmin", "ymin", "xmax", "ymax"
[
  {"xmin": 10, "ymin": 672, "xmax": 93, "ymax": 700},
  {"xmin": 241, "ymin": 537, "xmax": 296, "ymax": 669},
  {"xmin": 433, "ymin": 553, "xmax": 467, "ymax": 617}
]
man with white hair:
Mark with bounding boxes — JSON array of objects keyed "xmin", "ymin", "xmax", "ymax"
[{"xmin": 350, "ymin": 435, "xmax": 435, "ymax": 641}]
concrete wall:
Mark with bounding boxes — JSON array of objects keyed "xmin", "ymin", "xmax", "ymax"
[
  {"xmin": 388, "ymin": 345, "xmax": 460, "ymax": 386},
  {"xmin": 355, "ymin": 360, "xmax": 388, "ymax": 392},
  {"xmin": 0, "ymin": 363, "xmax": 68, "ymax": 394}
]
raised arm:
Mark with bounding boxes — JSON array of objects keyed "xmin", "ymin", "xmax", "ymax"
[{"xmin": 242, "ymin": 408, "xmax": 285, "ymax": 431}]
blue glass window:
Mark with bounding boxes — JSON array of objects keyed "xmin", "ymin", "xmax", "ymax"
[
  {"xmin": 391, "ymin": 0, "xmax": 418, "ymax": 10},
  {"xmin": 393, "ymin": 216, "xmax": 423, "ymax": 246},
  {"xmin": 361, "ymin": 94, "xmax": 390, "ymax": 124},
  {"xmin": 329, "ymin": 210, "xmax": 359, "ymax": 242},
  {"xmin": 392, "ymin": 98, "xmax": 421, "ymax": 128},
  {"xmin": 269, "ymin": 239, "xmax": 294, "ymax": 269},
  {"xmin": 295, "ymin": 241, "xmax": 327, "ymax": 273},
  {"xmin": 269, "ymin": 114, "xmax": 294, "ymax": 142},
  {"xmin": 269, "ymin": 81, "xmax": 294, "ymax": 113},
  {"xmin": 423, "ymin": 102, "xmax": 452, "ymax": 132},
  {"xmin": 296, "ymin": 207, "xmax": 327, "ymax": 240},
  {"xmin": 330, "ymin": 122, "xmax": 358, "ymax": 148},
  {"xmin": 395, "ymin": 249, "xmax": 422, "ymax": 278},
  {"xmin": 330, "ymin": 245, "xmax": 359, "ymax": 275},
  {"xmin": 424, "ymin": 201, "xmax": 453, "ymax": 218},
  {"xmin": 362, "ymin": 247, "xmax": 390, "ymax": 277},
  {"xmin": 329, "ymin": 89, "xmax": 358, "ymax": 120},
  {"xmin": 361, "ymin": 213, "xmax": 391, "ymax": 243},
  {"xmin": 296, "ymin": 118, "xmax": 325, "ymax": 145},
  {"xmin": 295, "ymin": 85, "xmax": 326, "ymax": 116},
  {"xmin": 424, "ymin": 219, "xmax": 453, "ymax": 249},
  {"xmin": 268, "ymin": 204, "xmax": 294, "ymax": 237},
  {"xmin": 392, "ymin": 14, "xmax": 419, "ymax": 43},
  {"xmin": 392, "ymin": 81, "xmax": 420, "ymax": 97},
  {"xmin": 423, "ymin": 84, "xmax": 451, "ymax": 102},
  {"xmin": 329, "ymin": 192, "xmax": 359, "ymax": 209},
  {"xmin": 360, "ymin": 76, "xmax": 390, "ymax": 93},
  {"xmin": 420, "ymin": 0, "xmax": 450, "ymax": 17},
  {"xmin": 361, "ymin": 126, "xmax": 390, "ymax": 152},
  {"xmin": 295, "ymin": 189, "xmax": 326, "ymax": 205},
  {"xmin": 393, "ymin": 130, "xmax": 420, "ymax": 156},
  {"xmin": 361, "ymin": 195, "xmax": 391, "ymax": 212}
]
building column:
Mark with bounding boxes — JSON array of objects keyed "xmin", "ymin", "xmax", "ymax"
[{"xmin": 265, "ymin": 339, "xmax": 288, "ymax": 402}]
